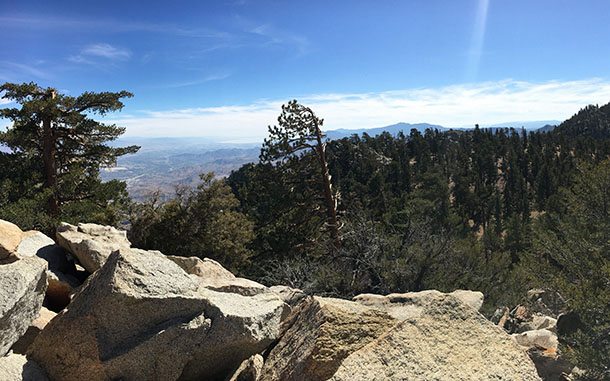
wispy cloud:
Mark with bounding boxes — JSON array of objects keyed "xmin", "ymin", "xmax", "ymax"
[
  {"xmin": 106, "ymin": 78, "xmax": 610, "ymax": 139},
  {"xmin": 160, "ymin": 73, "xmax": 232, "ymax": 89},
  {"xmin": 248, "ymin": 23, "xmax": 310, "ymax": 56},
  {"xmin": 2, "ymin": 14, "xmax": 309, "ymax": 61},
  {"xmin": 0, "ymin": 15, "xmax": 227, "ymax": 39},
  {"xmin": 0, "ymin": 61, "xmax": 50, "ymax": 82}
]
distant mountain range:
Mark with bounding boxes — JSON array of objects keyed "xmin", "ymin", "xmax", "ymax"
[
  {"xmin": 325, "ymin": 123, "xmax": 448, "ymax": 140},
  {"xmin": 481, "ymin": 120, "xmax": 561, "ymax": 130},
  {"xmin": 324, "ymin": 120, "xmax": 560, "ymax": 140}
]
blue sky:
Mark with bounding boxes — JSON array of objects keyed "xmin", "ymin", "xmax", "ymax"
[{"xmin": 2, "ymin": 0, "xmax": 610, "ymax": 138}]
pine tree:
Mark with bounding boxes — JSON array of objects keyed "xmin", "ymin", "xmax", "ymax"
[
  {"xmin": 0, "ymin": 82, "xmax": 139, "ymax": 227},
  {"xmin": 260, "ymin": 100, "xmax": 340, "ymax": 249}
]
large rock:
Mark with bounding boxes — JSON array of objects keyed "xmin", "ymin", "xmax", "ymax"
[
  {"xmin": 29, "ymin": 248, "xmax": 286, "ymax": 381},
  {"xmin": 179, "ymin": 287, "xmax": 286, "ymax": 380},
  {"xmin": 167, "ymin": 256, "xmax": 268, "ymax": 296},
  {"xmin": 331, "ymin": 292, "xmax": 540, "ymax": 381},
  {"xmin": 353, "ymin": 289, "xmax": 485, "ymax": 319},
  {"xmin": 0, "ymin": 257, "xmax": 47, "ymax": 357},
  {"xmin": 0, "ymin": 220, "xmax": 23, "ymax": 259},
  {"xmin": 15, "ymin": 230, "xmax": 80, "ymax": 311},
  {"xmin": 259, "ymin": 296, "xmax": 396, "ymax": 381},
  {"xmin": 0, "ymin": 352, "xmax": 48, "ymax": 381},
  {"xmin": 56, "ymin": 222, "xmax": 131, "ymax": 273},
  {"xmin": 262, "ymin": 290, "xmax": 540, "ymax": 381},
  {"xmin": 513, "ymin": 329, "xmax": 558, "ymax": 351},
  {"xmin": 16, "ymin": 231, "xmax": 74, "ymax": 273}
]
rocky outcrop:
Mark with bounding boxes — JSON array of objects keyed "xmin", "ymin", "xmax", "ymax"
[
  {"xmin": 353, "ymin": 289, "xmax": 483, "ymax": 321},
  {"xmin": 0, "ymin": 220, "xmax": 23, "ymax": 259},
  {"xmin": 262, "ymin": 290, "xmax": 540, "ymax": 381},
  {"xmin": 518, "ymin": 314, "xmax": 557, "ymax": 333},
  {"xmin": 333, "ymin": 292, "xmax": 540, "ymax": 381},
  {"xmin": 29, "ymin": 248, "xmax": 286, "ymax": 381},
  {"xmin": 0, "ymin": 220, "xmax": 547, "ymax": 381},
  {"xmin": 179, "ymin": 286, "xmax": 286, "ymax": 380},
  {"xmin": 0, "ymin": 257, "xmax": 47, "ymax": 357},
  {"xmin": 55, "ymin": 222, "xmax": 131, "ymax": 273},
  {"xmin": 0, "ymin": 352, "xmax": 48, "ymax": 381}
]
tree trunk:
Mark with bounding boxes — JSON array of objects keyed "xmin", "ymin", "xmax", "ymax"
[
  {"xmin": 314, "ymin": 122, "xmax": 341, "ymax": 249},
  {"xmin": 42, "ymin": 113, "xmax": 59, "ymax": 217}
]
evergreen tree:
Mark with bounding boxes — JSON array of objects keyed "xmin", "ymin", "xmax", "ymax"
[
  {"xmin": 260, "ymin": 100, "xmax": 340, "ymax": 248},
  {"xmin": 0, "ymin": 82, "xmax": 138, "ymax": 230}
]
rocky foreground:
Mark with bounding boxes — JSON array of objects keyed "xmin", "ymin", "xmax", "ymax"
[{"xmin": 0, "ymin": 219, "xmax": 549, "ymax": 380}]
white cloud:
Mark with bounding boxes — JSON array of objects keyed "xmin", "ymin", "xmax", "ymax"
[
  {"xmin": 81, "ymin": 43, "xmax": 131, "ymax": 60},
  {"xmin": 107, "ymin": 78, "xmax": 610, "ymax": 139},
  {"xmin": 69, "ymin": 43, "xmax": 131, "ymax": 65}
]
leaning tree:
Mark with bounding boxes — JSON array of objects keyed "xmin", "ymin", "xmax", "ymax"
[
  {"xmin": 260, "ymin": 100, "xmax": 341, "ymax": 249},
  {"xmin": 0, "ymin": 82, "xmax": 139, "ymax": 220}
]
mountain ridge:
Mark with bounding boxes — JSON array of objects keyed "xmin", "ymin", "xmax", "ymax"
[{"xmin": 323, "ymin": 120, "xmax": 560, "ymax": 140}]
